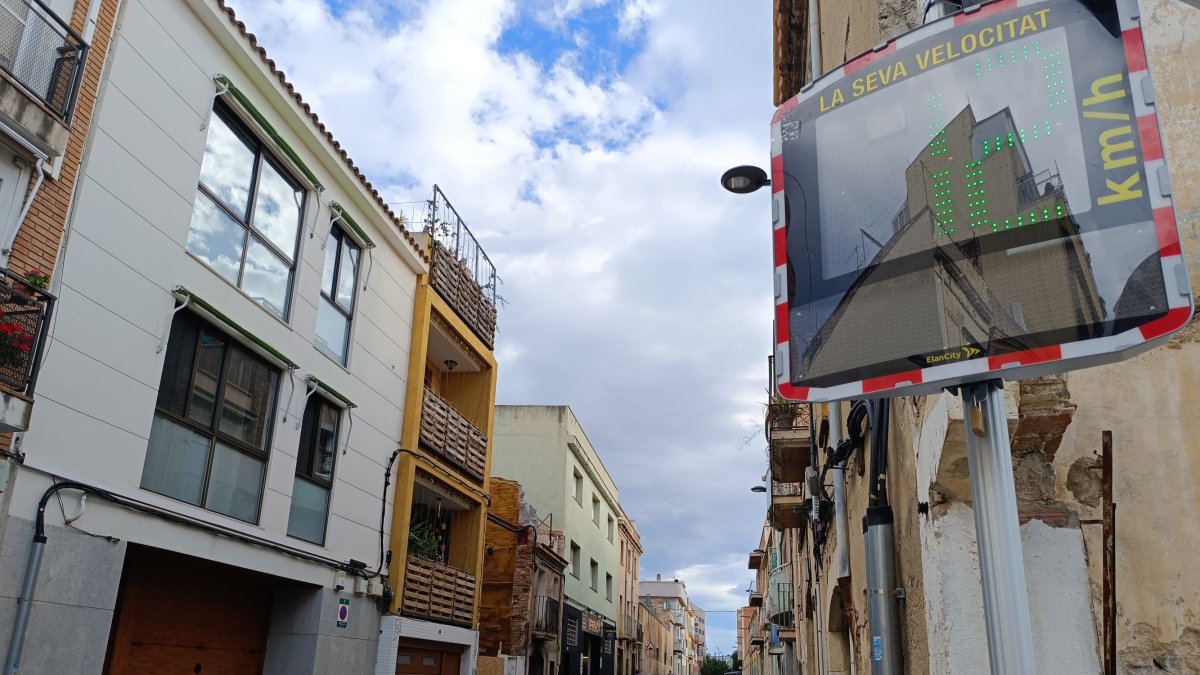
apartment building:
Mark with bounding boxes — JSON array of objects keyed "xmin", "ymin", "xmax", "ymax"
[
  {"xmin": 0, "ymin": 0, "xmax": 448, "ymax": 672},
  {"xmin": 639, "ymin": 577, "xmax": 692, "ymax": 675},
  {"xmin": 760, "ymin": 0, "xmax": 1200, "ymax": 671},
  {"xmin": 493, "ymin": 405, "xmax": 621, "ymax": 675},
  {"xmin": 615, "ymin": 509, "xmax": 643, "ymax": 675},
  {"xmin": 478, "ymin": 478, "xmax": 568, "ymax": 675},
  {"xmin": 639, "ymin": 601, "xmax": 673, "ymax": 675},
  {"xmin": 379, "ymin": 182, "xmax": 500, "ymax": 671}
]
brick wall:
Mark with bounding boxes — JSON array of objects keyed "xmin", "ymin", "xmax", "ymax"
[{"xmin": 8, "ymin": 0, "xmax": 122, "ymax": 279}]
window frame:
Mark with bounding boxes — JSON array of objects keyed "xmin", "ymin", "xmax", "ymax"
[
  {"xmin": 607, "ymin": 514, "xmax": 615, "ymax": 542},
  {"xmin": 143, "ymin": 311, "xmax": 278, "ymax": 523},
  {"xmin": 570, "ymin": 541, "xmax": 582, "ymax": 578},
  {"xmin": 592, "ymin": 495, "xmax": 600, "ymax": 526},
  {"xmin": 590, "ymin": 559, "xmax": 599, "ymax": 591},
  {"xmin": 315, "ymin": 223, "xmax": 361, "ymax": 363},
  {"xmin": 190, "ymin": 102, "xmax": 307, "ymax": 320},
  {"xmin": 606, "ymin": 573, "xmax": 614, "ymax": 602},
  {"xmin": 287, "ymin": 394, "xmax": 341, "ymax": 544},
  {"xmin": 573, "ymin": 469, "xmax": 583, "ymax": 505}
]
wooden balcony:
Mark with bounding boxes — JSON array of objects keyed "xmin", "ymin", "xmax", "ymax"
[
  {"xmin": 420, "ymin": 388, "xmax": 487, "ymax": 482},
  {"xmin": 402, "ymin": 555, "xmax": 476, "ymax": 627},
  {"xmin": 430, "ymin": 239, "xmax": 497, "ymax": 349},
  {"xmin": 747, "ymin": 549, "xmax": 763, "ymax": 570}
]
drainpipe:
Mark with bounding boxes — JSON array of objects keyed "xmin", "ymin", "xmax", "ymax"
[
  {"xmin": 82, "ymin": 0, "xmax": 104, "ymax": 43},
  {"xmin": 807, "ymin": 0, "xmax": 822, "ymax": 78},
  {"xmin": 831, "ymin": 402, "xmax": 849, "ymax": 581}
]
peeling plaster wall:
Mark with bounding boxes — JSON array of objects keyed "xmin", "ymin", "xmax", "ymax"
[
  {"xmin": 922, "ymin": 505, "xmax": 1101, "ymax": 674},
  {"xmin": 1047, "ymin": 1, "xmax": 1200, "ymax": 672}
]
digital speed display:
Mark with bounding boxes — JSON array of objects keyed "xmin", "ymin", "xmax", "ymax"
[{"xmin": 771, "ymin": 0, "xmax": 1191, "ymax": 401}]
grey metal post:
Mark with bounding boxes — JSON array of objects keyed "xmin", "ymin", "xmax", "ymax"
[
  {"xmin": 962, "ymin": 382, "xmax": 1037, "ymax": 675},
  {"xmin": 863, "ymin": 506, "xmax": 901, "ymax": 674},
  {"xmin": 5, "ymin": 538, "xmax": 46, "ymax": 674}
]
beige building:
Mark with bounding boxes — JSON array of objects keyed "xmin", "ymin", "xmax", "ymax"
[
  {"xmin": 759, "ymin": 0, "xmax": 1200, "ymax": 672},
  {"xmin": 616, "ymin": 510, "xmax": 644, "ymax": 675},
  {"xmin": 640, "ymin": 601, "xmax": 673, "ymax": 675}
]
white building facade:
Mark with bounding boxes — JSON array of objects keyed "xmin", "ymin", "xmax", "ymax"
[{"xmin": 0, "ymin": 0, "xmax": 428, "ymax": 672}]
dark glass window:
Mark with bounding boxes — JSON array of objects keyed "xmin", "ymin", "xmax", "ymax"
[
  {"xmin": 287, "ymin": 395, "xmax": 340, "ymax": 544},
  {"xmin": 314, "ymin": 225, "xmax": 360, "ymax": 363},
  {"xmin": 142, "ymin": 312, "xmax": 277, "ymax": 523},
  {"xmin": 187, "ymin": 104, "xmax": 305, "ymax": 319}
]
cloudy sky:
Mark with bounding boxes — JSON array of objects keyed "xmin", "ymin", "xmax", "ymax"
[{"xmin": 233, "ymin": 0, "xmax": 777, "ymax": 654}]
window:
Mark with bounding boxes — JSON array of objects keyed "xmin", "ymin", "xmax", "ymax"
[
  {"xmin": 187, "ymin": 104, "xmax": 305, "ymax": 319},
  {"xmin": 570, "ymin": 541, "xmax": 581, "ymax": 578},
  {"xmin": 315, "ymin": 224, "xmax": 360, "ymax": 363},
  {"xmin": 606, "ymin": 573, "xmax": 614, "ymax": 601},
  {"xmin": 287, "ymin": 395, "xmax": 340, "ymax": 544},
  {"xmin": 607, "ymin": 514, "xmax": 615, "ymax": 542},
  {"xmin": 142, "ymin": 312, "xmax": 277, "ymax": 523},
  {"xmin": 573, "ymin": 469, "xmax": 583, "ymax": 504},
  {"xmin": 590, "ymin": 559, "xmax": 599, "ymax": 591},
  {"xmin": 592, "ymin": 495, "xmax": 600, "ymax": 525}
]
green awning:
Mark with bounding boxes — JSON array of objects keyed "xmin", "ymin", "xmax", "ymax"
[
  {"xmin": 305, "ymin": 375, "xmax": 356, "ymax": 409},
  {"xmin": 328, "ymin": 201, "xmax": 376, "ymax": 249},
  {"xmin": 172, "ymin": 287, "xmax": 298, "ymax": 370},
  {"xmin": 213, "ymin": 74, "xmax": 323, "ymax": 191}
]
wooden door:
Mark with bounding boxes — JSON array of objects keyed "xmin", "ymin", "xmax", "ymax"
[{"xmin": 397, "ymin": 645, "xmax": 462, "ymax": 675}]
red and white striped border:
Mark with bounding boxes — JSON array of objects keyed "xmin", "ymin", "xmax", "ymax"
[{"xmin": 771, "ymin": 0, "xmax": 1192, "ymax": 402}]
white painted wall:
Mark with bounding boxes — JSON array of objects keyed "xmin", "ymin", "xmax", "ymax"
[
  {"xmin": 9, "ymin": 0, "xmax": 424, "ymax": 587},
  {"xmin": 492, "ymin": 405, "xmax": 620, "ymax": 620}
]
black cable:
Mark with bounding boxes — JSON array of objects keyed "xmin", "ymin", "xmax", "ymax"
[
  {"xmin": 32, "ymin": 480, "xmax": 366, "ymax": 574},
  {"xmin": 868, "ymin": 399, "xmax": 892, "ymax": 506},
  {"xmin": 374, "ymin": 448, "xmax": 402, "ymax": 578}
]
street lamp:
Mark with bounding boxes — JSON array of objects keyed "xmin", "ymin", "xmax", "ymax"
[
  {"xmin": 720, "ymin": 165, "xmax": 770, "ymax": 194},
  {"xmin": 750, "ymin": 485, "xmax": 767, "ymax": 493}
]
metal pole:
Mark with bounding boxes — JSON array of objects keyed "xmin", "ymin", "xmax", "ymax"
[
  {"xmin": 961, "ymin": 381, "xmax": 1036, "ymax": 675},
  {"xmin": 4, "ymin": 538, "xmax": 46, "ymax": 674},
  {"xmin": 863, "ymin": 506, "xmax": 901, "ymax": 674}
]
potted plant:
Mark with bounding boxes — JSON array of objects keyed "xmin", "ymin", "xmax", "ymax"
[
  {"xmin": 0, "ymin": 313, "xmax": 33, "ymax": 371},
  {"xmin": 11, "ymin": 269, "xmax": 49, "ymax": 302}
]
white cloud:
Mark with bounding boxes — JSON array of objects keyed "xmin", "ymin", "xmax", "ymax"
[{"xmin": 234, "ymin": 0, "xmax": 776, "ymax": 648}]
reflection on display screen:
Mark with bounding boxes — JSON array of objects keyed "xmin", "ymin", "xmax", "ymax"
[{"xmin": 779, "ymin": 0, "xmax": 1168, "ymax": 389}]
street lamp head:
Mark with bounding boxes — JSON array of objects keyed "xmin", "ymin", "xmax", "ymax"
[
  {"xmin": 750, "ymin": 485, "xmax": 767, "ymax": 493},
  {"xmin": 720, "ymin": 165, "xmax": 770, "ymax": 194}
]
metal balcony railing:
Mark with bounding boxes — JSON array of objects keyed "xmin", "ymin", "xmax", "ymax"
[
  {"xmin": 764, "ymin": 402, "xmax": 810, "ymax": 441},
  {"xmin": 420, "ymin": 388, "xmax": 487, "ymax": 482},
  {"xmin": 767, "ymin": 564, "xmax": 795, "ymax": 628},
  {"xmin": 0, "ymin": 0, "xmax": 87, "ymax": 121},
  {"xmin": 0, "ymin": 269, "xmax": 53, "ymax": 396},
  {"xmin": 532, "ymin": 595, "xmax": 560, "ymax": 636},
  {"xmin": 1016, "ymin": 169, "xmax": 1065, "ymax": 209},
  {"xmin": 621, "ymin": 614, "xmax": 640, "ymax": 641},
  {"xmin": 425, "ymin": 185, "xmax": 498, "ymax": 347},
  {"xmin": 401, "ymin": 555, "xmax": 476, "ymax": 627}
]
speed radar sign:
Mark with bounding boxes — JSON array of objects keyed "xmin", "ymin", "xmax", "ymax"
[{"xmin": 771, "ymin": 0, "xmax": 1192, "ymax": 402}]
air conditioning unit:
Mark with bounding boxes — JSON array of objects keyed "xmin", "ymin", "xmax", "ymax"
[{"xmin": 804, "ymin": 467, "xmax": 820, "ymax": 496}]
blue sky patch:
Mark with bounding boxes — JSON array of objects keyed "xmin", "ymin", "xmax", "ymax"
[{"xmin": 497, "ymin": 3, "xmax": 645, "ymax": 82}]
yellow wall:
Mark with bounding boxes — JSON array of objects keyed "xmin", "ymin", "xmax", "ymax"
[{"xmin": 387, "ymin": 277, "xmax": 499, "ymax": 625}]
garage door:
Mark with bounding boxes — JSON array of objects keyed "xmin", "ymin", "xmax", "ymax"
[
  {"xmin": 397, "ymin": 640, "xmax": 463, "ymax": 675},
  {"xmin": 104, "ymin": 545, "xmax": 271, "ymax": 675}
]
